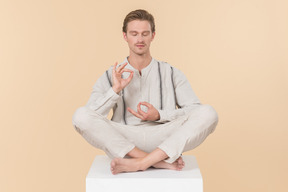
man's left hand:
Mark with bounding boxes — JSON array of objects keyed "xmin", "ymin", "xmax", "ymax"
[{"xmin": 127, "ymin": 102, "xmax": 160, "ymax": 121}]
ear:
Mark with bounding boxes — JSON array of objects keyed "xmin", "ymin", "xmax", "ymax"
[
  {"xmin": 151, "ymin": 32, "xmax": 156, "ymax": 41},
  {"xmin": 123, "ymin": 32, "xmax": 128, "ymax": 42}
]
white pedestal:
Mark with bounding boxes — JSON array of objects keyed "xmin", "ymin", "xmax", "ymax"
[{"xmin": 86, "ymin": 155, "xmax": 203, "ymax": 192}]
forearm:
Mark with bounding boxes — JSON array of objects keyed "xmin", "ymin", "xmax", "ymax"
[
  {"xmin": 86, "ymin": 87, "xmax": 122, "ymax": 116},
  {"xmin": 157, "ymin": 104, "xmax": 200, "ymax": 123}
]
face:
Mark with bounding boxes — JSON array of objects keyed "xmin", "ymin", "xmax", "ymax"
[{"xmin": 123, "ymin": 20, "xmax": 155, "ymax": 56}]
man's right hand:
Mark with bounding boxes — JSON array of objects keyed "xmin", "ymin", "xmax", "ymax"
[{"xmin": 112, "ymin": 62, "xmax": 134, "ymax": 94}]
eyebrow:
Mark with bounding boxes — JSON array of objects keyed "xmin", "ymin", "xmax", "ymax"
[{"xmin": 129, "ymin": 31, "xmax": 151, "ymax": 34}]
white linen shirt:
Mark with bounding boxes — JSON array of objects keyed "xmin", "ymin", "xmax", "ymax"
[{"xmin": 86, "ymin": 57, "xmax": 201, "ymax": 126}]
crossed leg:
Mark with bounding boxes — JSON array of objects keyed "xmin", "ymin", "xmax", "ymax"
[
  {"xmin": 110, "ymin": 147, "xmax": 184, "ymax": 175},
  {"xmin": 72, "ymin": 106, "xmax": 184, "ymax": 175},
  {"xmin": 110, "ymin": 104, "xmax": 218, "ymax": 174},
  {"xmin": 73, "ymin": 105, "xmax": 218, "ymax": 175},
  {"xmin": 126, "ymin": 147, "xmax": 185, "ymax": 170}
]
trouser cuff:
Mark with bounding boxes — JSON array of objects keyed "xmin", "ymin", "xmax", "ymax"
[{"xmin": 158, "ymin": 145, "xmax": 181, "ymax": 164}]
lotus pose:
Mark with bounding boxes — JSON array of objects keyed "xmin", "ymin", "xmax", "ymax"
[{"xmin": 72, "ymin": 9, "xmax": 218, "ymax": 175}]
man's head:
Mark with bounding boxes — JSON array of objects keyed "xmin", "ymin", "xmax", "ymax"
[
  {"xmin": 122, "ymin": 9, "xmax": 155, "ymax": 34},
  {"xmin": 122, "ymin": 9, "xmax": 156, "ymax": 56}
]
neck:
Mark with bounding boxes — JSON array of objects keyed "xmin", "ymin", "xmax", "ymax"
[{"xmin": 127, "ymin": 52, "xmax": 152, "ymax": 72}]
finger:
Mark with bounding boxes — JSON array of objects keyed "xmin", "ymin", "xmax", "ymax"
[
  {"xmin": 129, "ymin": 109, "xmax": 144, "ymax": 120},
  {"xmin": 113, "ymin": 62, "xmax": 118, "ymax": 72},
  {"xmin": 120, "ymin": 70, "xmax": 134, "ymax": 88},
  {"xmin": 137, "ymin": 103, "xmax": 147, "ymax": 116},
  {"xmin": 117, "ymin": 62, "xmax": 128, "ymax": 72},
  {"xmin": 140, "ymin": 101, "xmax": 152, "ymax": 108},
  {"xmin": 127, "ymin": 107, "xmax": 144, "ymax": 119},
  {"xmin": 124, "ymin": 71, "xmax": 134, "ymax": 84},
  {"xmin": 121, "ymin": 69, "xmax": 134, "ymax": 73}
]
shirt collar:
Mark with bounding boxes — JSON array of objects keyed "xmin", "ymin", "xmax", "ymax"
[{"xmin": 123, "ymin": 56, "xmax": 156, "ymax": 77}]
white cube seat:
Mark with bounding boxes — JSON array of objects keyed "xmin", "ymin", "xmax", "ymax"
[{"xmin": 86, "ymin": 155, "xmax": 203, "ymax": 192}]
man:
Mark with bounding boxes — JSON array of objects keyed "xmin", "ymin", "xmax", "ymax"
[{"xmin": 72, "ymin": 9, "xmax": 218, "ymax": 175}]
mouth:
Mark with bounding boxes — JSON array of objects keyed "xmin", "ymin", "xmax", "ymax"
[{"xmin": 136, "ymin": 44, "xmax": 145, "ymax": 48}]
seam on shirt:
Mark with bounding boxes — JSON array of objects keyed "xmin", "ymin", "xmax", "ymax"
[
  {"xmin": 158, "ymin": 62, "xmax": 163, "ymax": 110},
  {"xmin": 121, "ymin": 73, "xmax": 127, "ymax": 125},
  {"xmin": 105, "ymin": 70, "xmax": 112, "ymax": 87},
  {"xmin": 170, "ymin": 66, "xmax": 177, "ymax": 109}
]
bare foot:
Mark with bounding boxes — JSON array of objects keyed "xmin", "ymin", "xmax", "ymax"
[
  {"xmin": 110, "ymin": 156, "xmax": 185, "ymax": 174},
  {"xmin": 110, "ymin": 157, "xmax": 144, "ymax": 175},
  {"xmin": 153, "ymin": 156, "xmax": 185, "ymax": 170},
  {"xmin": 152, "ymin": 161, "xmax": 180, "ymax": 170},
  {"xmin": 176, "ymin": 156, "xmax": 185, "ymax": 169}
]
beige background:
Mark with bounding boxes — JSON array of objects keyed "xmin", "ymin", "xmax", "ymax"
[{"xmin": 0, "ymin": 0, "xmax": 287, "ymax": 191}]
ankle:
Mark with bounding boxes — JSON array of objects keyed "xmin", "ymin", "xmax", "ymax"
[
  {"xmin": 127, "ymin": 148, "xmax": 148, "ymax": 158},
  {"xmin": 137, "ymin": 158, "xmax": 150, "ymax": 171}
]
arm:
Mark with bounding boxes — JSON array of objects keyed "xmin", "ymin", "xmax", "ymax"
[
  {"xmin": 86, "ymin": 62, "xmax": 134, "ymax": 117},
  {"xmin": 86, "ymin": 70, "xmax": 121, "ymax": 117},
  {"xmin": 156, "ymin": 67, "xmax": 201, "ymax": 122}
]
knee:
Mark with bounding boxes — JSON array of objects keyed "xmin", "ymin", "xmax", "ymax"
[
  {"xmin": 72, "ymin": 106, "xmax": 90, "ymax": 132},
  {"xmin": 199, "ymin": 104, "xmax": 219, "ymax": 125}
]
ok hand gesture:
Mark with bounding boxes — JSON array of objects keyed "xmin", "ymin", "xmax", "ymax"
[
  {"xmin": 112, "ymin": 62, "xmax": 134, "ymax": 94},
  {"xmin": 127, "ymin": 102, "xmax": 160, "ymax": 121}
]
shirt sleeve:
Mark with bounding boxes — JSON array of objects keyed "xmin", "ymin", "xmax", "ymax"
[
  {"xmin": 86, "ymin": 69, "xmax": 122, "ymax": 117},
  {"xmin": 156, "ymin": 66, "xmax": 201, "ymax": 123}
]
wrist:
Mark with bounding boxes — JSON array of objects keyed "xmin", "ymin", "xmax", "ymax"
[
  {"xmin": 112, "ymin": 86, "xmax": 122, "ymax": 94},
  {"xmin": 156, "ymin": 111, "xmax": 160, "ymax": 121}
]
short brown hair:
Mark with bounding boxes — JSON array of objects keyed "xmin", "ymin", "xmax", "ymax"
[{"xmin": 122, "ymin": 9, "xmax": 155, "ymax": 33}]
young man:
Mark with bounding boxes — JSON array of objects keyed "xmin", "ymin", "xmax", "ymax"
[{"xmin": 72, "ymin": 9, "xmax": 218, "ymax": 175}]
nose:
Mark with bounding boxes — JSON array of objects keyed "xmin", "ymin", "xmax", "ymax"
[
  {"xmin": 137, "ymin": 38, "xmax": 143, "ymax": 43},
  {"xmin": 137, "ymin": 34, "xmax": 144, "ymax": 42}
]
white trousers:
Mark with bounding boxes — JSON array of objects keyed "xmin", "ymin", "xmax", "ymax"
[{"xmin": 72, "ymin": 104, "xmax": 218, "ymax": 163}]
